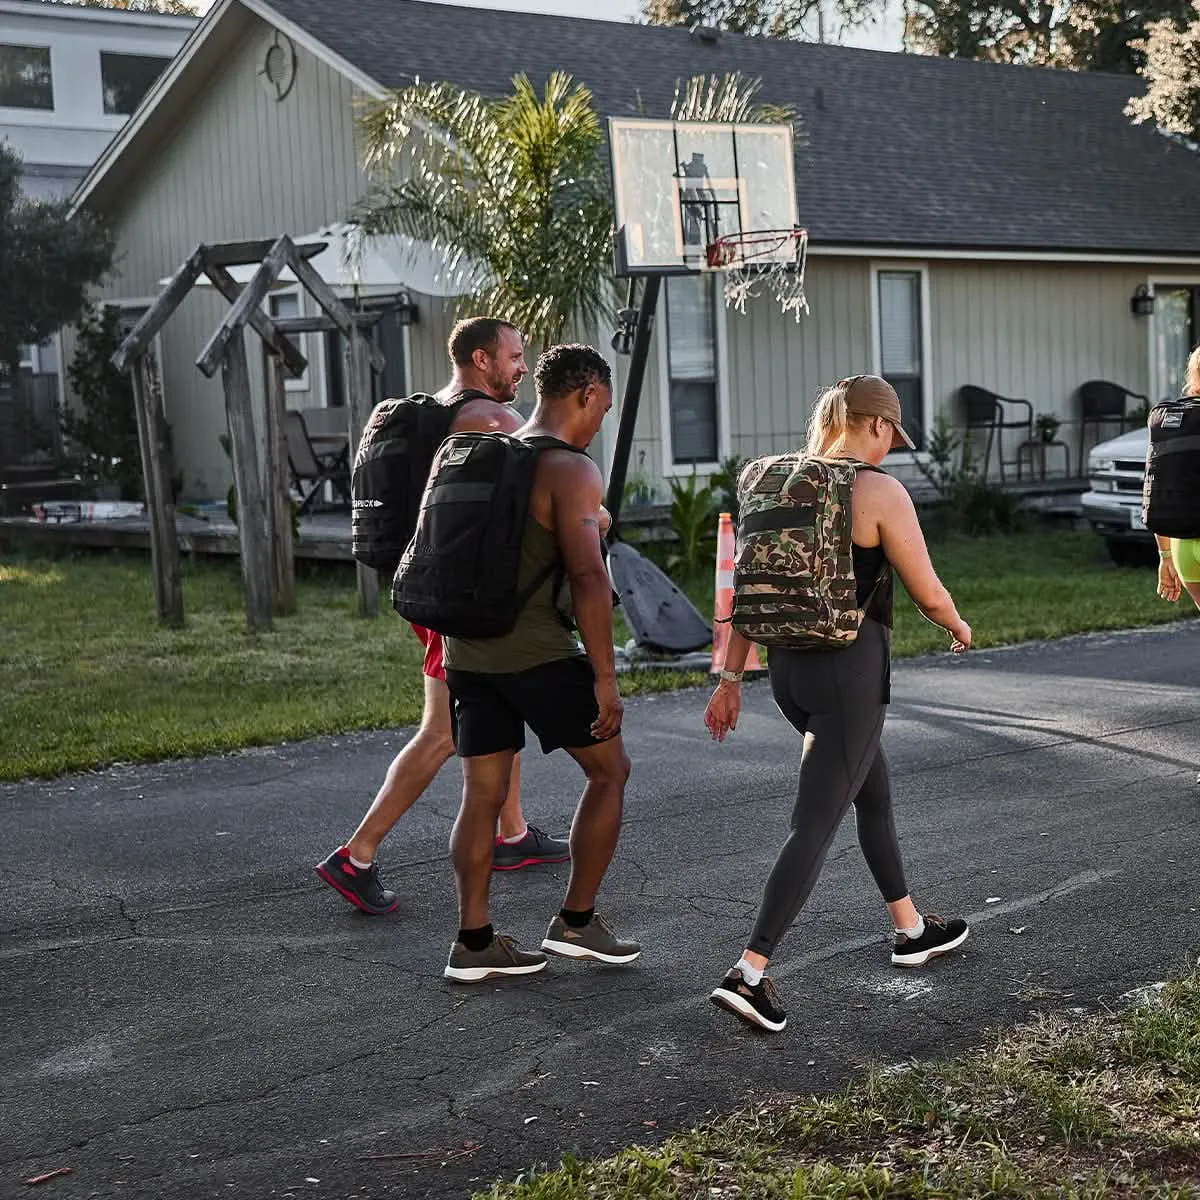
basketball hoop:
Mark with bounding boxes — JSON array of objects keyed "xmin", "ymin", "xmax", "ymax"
[{"xmin": 706, "ymin": 227, "xmax": 809, "ymax": 322}]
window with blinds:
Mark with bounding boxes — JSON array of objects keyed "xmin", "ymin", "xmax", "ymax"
[
  {"xmin": 269, "ymin": 292, "xmax": 309, "ymax": 391},
  {"xmin": 665, "ymin": 275, "xmax": 719, "ymax": 465},
  {"xmin": 876, "ymin": 270, "xmax": 924, "ymax": 451}
]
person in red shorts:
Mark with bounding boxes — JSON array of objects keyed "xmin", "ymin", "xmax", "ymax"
[{"xmin": 316, "ymin": 319, "xmax": 571, "ymax": 915}]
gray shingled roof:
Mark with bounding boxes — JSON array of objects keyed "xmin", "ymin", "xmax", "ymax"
[{"xmin": 270, "ymin": 0, "xmax": 1200, "ymax": 256}]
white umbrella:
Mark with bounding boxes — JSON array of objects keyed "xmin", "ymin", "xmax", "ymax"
[{"xmin": 162, "ymin": 223, "xmax": 487, "ymax": 298}]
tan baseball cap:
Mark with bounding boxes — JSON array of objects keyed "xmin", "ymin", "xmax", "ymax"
[{"xmin": 840, "ymin": 374, "xmax": 916, "ymax": 451}]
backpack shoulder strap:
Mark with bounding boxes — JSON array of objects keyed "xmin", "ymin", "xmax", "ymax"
[{"xmin": 520, "ymin": 434, "xmax": 589, "ymax": 455}]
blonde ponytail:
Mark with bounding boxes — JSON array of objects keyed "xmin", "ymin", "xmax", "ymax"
[
  {"xmin": 1186, "ymin": 344, "xmax": 1200, "ymax": 397},
  {"xmin": 805, "ymin": 381, "xmax": 851, "ymax": 457}
]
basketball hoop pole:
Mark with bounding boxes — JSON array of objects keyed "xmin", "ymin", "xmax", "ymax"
[{"xmin": 604, "ymin": 274, "xmax": 661, "ymax": 541}]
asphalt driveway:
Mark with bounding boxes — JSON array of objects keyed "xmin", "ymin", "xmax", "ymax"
[{"xmin": 2, "ymin": 622, "xmax": 1198, "ymax": 1199}]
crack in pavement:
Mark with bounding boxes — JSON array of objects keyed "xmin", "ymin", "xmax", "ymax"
[{"xmin": 0, "ymin": 1003, "xmax": 471, "ymax": 1170}]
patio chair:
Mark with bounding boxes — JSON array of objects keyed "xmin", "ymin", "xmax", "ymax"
[
  {"xmin": 1074, "ymin": 380, "xmax": 1148, "ymax": 466},
  {"xmin": 955, "ymin": 385, "xmax": 1034, "ymax": 484},
  {"xmin": 284, "ymin": 409, "xmax": 351, "ymax": 515}
]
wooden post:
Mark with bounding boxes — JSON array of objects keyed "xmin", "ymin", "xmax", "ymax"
[
  {"xmin": 221, "ymin": 328, "xmax": 273, "ymax": 631},
  {"xmin": 262, "ymin": 342, "xmax": 295, "ymax": 615},
  {"xmin": 131, "ymin": 353, "xmax": 184, "ymax": 627},
  {"xmin": 348, "ymin": 324, "xmax": 379, "ymax": 618}
]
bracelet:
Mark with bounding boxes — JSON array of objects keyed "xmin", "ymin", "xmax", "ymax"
[{"xmin": 719, "ymin": 669, "xmax": 744, "ymax": 683}]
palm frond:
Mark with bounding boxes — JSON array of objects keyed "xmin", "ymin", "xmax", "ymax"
[
  {"xmin": 352, "ymin": 72, "xmax": 615, "ymax": 347},
  {"xmin": 670, "ymin": 71, "xmax": 797, "ymax": 127}
]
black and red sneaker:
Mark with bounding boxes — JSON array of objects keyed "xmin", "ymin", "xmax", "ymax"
[
  {"xmin": 492, "ymin": 825, "xmax": 570, "ymax": 871},
  {"xmin": 315, "ymin": 847, "xmax": 398, "ymax": 915}
]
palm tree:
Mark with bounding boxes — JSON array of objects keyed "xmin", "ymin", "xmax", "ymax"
[
  {"xmin": 353, "ymin": 72, "xmax": 613, "ymax": 348},
  {"xmin": 352, "ymin": 70, "xmax": 796, "ymax": 349}
]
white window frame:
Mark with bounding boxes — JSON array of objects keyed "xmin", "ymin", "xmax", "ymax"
[
  {"xmin": 1146, "ymin": 274, "xmax": 1200, "ymax": 402},
  {"xmin": 869, "ymin": 261, "xmax": 933, "ymax": 464},
  {"xmin": 0, "ymin": 42, "xmax": 54, "ymax": 113},
  {"xmin": 656, "ymin": 273, "xmax": 731, "ymax": 478},
  {"xmin": 267, "ymin": 287, "xmax": 312, "ymax": 394}
]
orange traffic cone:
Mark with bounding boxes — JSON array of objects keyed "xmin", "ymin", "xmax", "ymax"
[{"xmin": 712, "ymin": 512, "xmax": 762, "ymax": 675}]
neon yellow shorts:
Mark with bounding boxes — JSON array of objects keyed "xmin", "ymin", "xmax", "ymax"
[{"xmin": 1170, "ymin": 538, "xmax": 1200, "ymax": 584}]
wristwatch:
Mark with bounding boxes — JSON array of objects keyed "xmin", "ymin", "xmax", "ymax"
[{"xmin": 719, "ymin": 669, "xmax": 744, "ymax": 683}]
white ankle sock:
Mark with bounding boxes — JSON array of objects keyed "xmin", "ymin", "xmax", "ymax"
[
  {"xmin": 896, "ymin": 914, "xmax": 925, "ymax": 939},
  {"xmin": 500, "ymin": 826, "xmax": 528, "ymax": 845},
  {"xmin": 348, "ymin": 854, "xmax": 372, "ymax": 870},
  {"xmin": 735, "ymin": 957, "xmax": 763, "ymax": 987}
]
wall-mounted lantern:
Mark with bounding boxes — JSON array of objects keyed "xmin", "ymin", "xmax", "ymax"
[{"xmin": 1130, "ymin": 284, "xmax": 1156, "ymax": 317}]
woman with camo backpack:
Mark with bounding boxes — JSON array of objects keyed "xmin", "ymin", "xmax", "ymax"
[{"xmin": 704, "ymin": 375, "xmax": 973, "ymax": 1033}]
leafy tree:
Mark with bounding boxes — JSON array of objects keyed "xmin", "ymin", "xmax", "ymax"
[
  {"xmin": 1126, "ymin": 0, "xmax": 1200, "ymax": 137},
  {"xmin": 61, "ymin": 304, "xmax": 143, "ymax": 499},
  {"xmin": 902, "ymin": 0, "xmax": 1196, "ymax": 71},
  {"xmin": 0, "ymin": 146, "xmax": 114, "ymax": 383},
  {"xmin": 42, "ymin": 1, "xmax": 198, "ymax": 13},
  {"xmin": 641, "ymin": 0, "xmax": 875, "ymax": 38}
]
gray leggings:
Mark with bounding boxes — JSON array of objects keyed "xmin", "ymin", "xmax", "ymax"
[{"xmin": 747, "ymin": 618, "xmax": 908, "ymax": 958}]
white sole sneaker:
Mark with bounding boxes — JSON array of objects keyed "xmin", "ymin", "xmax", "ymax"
[
  {"xmin": 540, "ymin": 937, "xmax": 641, "ymax": 964},
  {"xmin": 443, "ymin": 959, "xmax": 547, "ymax": 983},
  {"xmin": 709, "ymin": 986, "xmax": 787, "ymax": 1033},
  {"xmin": 891, "ymin": 925, "xmax": 970, "ymax": 967}
]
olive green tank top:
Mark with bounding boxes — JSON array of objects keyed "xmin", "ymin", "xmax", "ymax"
[{"xmin": 442, "ymin": 516, "xmax": 583, "ymax": 674}]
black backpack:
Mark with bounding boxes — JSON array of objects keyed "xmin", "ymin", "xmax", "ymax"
[
  {"xmin": 391, "ymin": 432, "xmax": 584, "ymax": 639},
  {"xmin": 1142, "ymin": 396, "xmax": 1200, "ymax": 539},
  {"xmin": 350, "ymin": 389, "xmax": 491, "ymax": 576}
]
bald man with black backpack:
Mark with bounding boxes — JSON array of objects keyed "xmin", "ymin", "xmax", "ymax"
[{"xmin": 316, "ymin": 318, "xmax": 570, "ymax": 916}]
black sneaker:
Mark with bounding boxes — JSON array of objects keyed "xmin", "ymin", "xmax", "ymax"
[
  {"xmin": 315, "ymin": 846, "xmax": 398, "ymax": 915},
  {"xmin": 492, "ymin": 825, "xmax": 570, "ymax": 871},
  {"xmin": 892, "ymin": 913, "xmax": 969, "ymax": 966},
  {"xmin": 444, "ymin": 933, "xmax": 548, "ymax": 983},
  {"xmin": 710, "ymin": 968, "xmax": 787, "ymax": 1033}
]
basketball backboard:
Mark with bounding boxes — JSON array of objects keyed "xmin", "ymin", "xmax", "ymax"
[{"xmin": 609, "ymin": 118, "xmax": 798, "ymax": 277}]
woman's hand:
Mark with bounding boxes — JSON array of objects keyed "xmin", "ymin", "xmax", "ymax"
[
  {"xmin": 1157, "ymin": 554, "xmax": 1181, "ymax": 603},
  {"xmin": 704, "ymin": 681, "xmax": 741, "ymax": 742},
  {"xmin": 947, "ymin": 617, "xmax": 971, "ymax": 654},
  {"xmin": 598, "ymin": 505, "xmax": 612, "ymax": 537}
]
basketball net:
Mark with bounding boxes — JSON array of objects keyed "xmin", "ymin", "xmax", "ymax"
[{"xmin": 707, "ymin": 228, "xmax": 810, "ymax": 324}]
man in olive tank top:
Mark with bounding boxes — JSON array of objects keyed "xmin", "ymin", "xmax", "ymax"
[{"xmin": 441, "ymin": 345, "xmax": 640, "ymax": 982}]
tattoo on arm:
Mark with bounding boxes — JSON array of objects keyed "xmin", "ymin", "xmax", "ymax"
[{"xmin": 580, "ymin": 517, "xmax": 599, "ymax": 528}]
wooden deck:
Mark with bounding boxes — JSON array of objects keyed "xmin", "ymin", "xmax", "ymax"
[
  {"xmin": 0, "ymin": 475, "xmax": 1089, "ymax": 562},
  {"xmin": 0, "ymin": 507, "xmax": 358, "ymax": 562}
]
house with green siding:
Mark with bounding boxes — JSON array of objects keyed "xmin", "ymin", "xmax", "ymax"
[{"xmin": 68, "ymin": 0, "xmax": 1200, "ymax": 503}]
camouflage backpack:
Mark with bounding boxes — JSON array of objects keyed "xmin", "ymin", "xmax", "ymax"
[{"xmin": 730, "ymin": 454, "xmax": 884, "ymax": 649}]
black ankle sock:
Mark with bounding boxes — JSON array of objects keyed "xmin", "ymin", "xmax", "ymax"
[
  {"xmin": 560, "ymin": 907, "xmax": 593, "ymax": 929},
  {"xmin": 458, "ymin": 923, "xmax": 494, "ymax": 952}
]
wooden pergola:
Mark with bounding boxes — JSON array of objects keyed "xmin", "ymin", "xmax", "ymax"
[{"xmin": 111, "ymin": 235, "xmax": 386, "ymax": 631}]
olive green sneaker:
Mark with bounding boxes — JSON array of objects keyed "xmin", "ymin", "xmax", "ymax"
[
  {"xmin": 443, "ymin": 933, "xmax": 547, "ymax": 983},
  {"xmin": 541, "ymin": 913, "xmax": 641, "ymax": 964}
]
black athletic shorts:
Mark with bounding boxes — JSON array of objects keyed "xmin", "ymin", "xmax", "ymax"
[{"xmin": 445, "ymin": 656, "xmax": 601, "ymax": 757}]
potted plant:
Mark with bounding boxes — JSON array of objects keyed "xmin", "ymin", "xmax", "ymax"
[{"xmin": 1035, "ymin": 413, "xmax": 1061, "ymax": 443}]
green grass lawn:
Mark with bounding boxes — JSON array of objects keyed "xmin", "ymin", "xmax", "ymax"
[
  {"xmin": 476, "ymin": 966, "xmax": 1200, "ymax": 1199},
  {"xmin": 1, "ymin": 528, "xmax": 1193, "ymax": 781}
]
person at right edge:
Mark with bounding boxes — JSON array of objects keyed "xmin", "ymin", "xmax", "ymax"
[
  {"xmin": 704, "ymin": 375, "xmax": 973, "ymax": 1033},
  {"xmin": 441, "ymin": 344, "xmax": 639, "ymax": 982},
  {"xmin": 1151, "ymin": 344, "xmax": 1200, "ymax": 613}
]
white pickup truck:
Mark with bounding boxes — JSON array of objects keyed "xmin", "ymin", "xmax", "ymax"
[{"xmin": 1080, "ymin": 427, "xmax": 1154, "ymax": 565}]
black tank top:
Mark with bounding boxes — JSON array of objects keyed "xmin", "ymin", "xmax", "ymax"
[{"xmin": 852, "ymin": 543, "xmax": 893, "ymax": 628}]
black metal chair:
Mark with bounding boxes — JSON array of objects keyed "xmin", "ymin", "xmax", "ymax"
[
  {"xmin": 1075, "ymin": 380, "xmax": 1148, "ymax": 466},
  {"xmin": 284, "ymin": 410, "xmax": 350, "ymax": 514},
  {"xmin": 956, "ymin": 386, "xmax": 1034, "ymax": 484}
]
